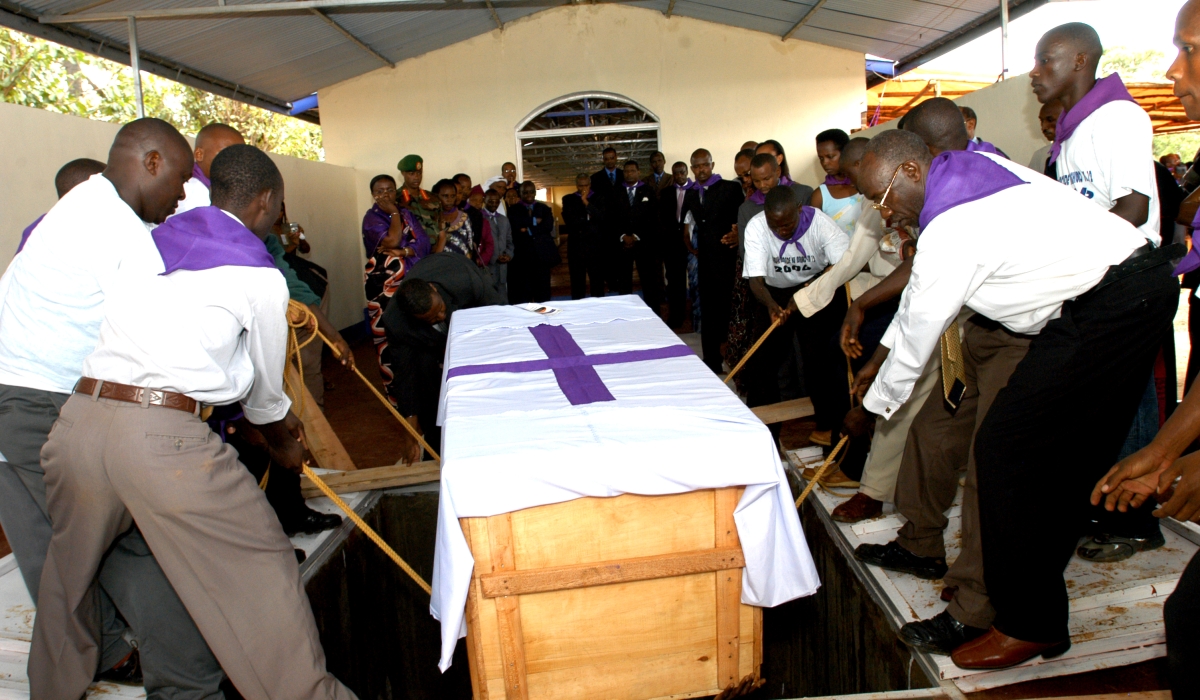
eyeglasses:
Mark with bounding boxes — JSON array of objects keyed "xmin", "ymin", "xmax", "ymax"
[{"xmin": 871, "ymin": 164, "xmax": 903, "ymax": 212}]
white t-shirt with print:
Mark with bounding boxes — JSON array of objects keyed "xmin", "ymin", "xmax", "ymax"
[
  {"xmin": 743, "ymin": 207, "xmax": 849, "ymax": 289},
  {"xmin": 1056, "ymin": 100, "xmax": 1160, "ymax": 245}
]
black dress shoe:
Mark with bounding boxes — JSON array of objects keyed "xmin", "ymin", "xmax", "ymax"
[
  {"xmin": 295, "ymin": 548, "xmax": 308, "ymax": 564},
  {"xmin": 282, "ymin": 507, "xmax": 343, "ymax": 537},
  {"xmin": 854, "ymin": 540, "xmax": 948, "ymax": 580},
  {"xmin": 899, "ymin": 611, "xmax": 987, "ymax": 655},
  {"xmin": 95, "ymin": 648, "xmax": 142, "ymax": 685}
]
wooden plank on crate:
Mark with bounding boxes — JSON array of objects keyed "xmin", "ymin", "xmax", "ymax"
[
  {"xmin": 285, "ymin": 364, "xmax": 356, "ymax": 471},
  {"xmin": 487, "ymin": 513, "xmax": 529, "ymax": 700},
  {"xmin": 479, "ymin": 546, "xmax": 745, "ymax": 598},
  {"xmin": 714, "ymin": 487, "xmax": 743, "ymax": 690},
  {"xmin": 299, "ymin": 461, "xmax": 439, "ymax": 498},
  {"xmin": 461, "ymin": 522, "xmax": 491, "ymax": 700},
  {"xmin": 750, "ymin": 397, "xmax": 814, "ymax": 425}
]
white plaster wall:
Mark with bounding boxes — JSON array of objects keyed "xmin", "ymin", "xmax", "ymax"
[
  {"xmin": 856, "ymin": 73, "xmax": 1049, "ymax": 168},
  {"xmin": 318, "ymin": 3, "xmax": 866, "ymax": 217},
  {"xmin": 0, "ymin": 101, "xmax": 366, "ymax": 328}
]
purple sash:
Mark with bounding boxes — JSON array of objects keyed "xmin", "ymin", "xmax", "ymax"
[
  {"xmin": 689, "ymin": 174, "xmax": 722, "ymax": 190},
  {"xmin": 919, "ymin": 152, "xmax": 1027, "ymax": 230},
  {"xmin": 191, "ymin": 163, "xmax": 211, "ymax": 189},
  {"xmin": 777, "ymin": 206, "xmax": 816, "ymax": 259},
  {"xmin": 1174, "ymin": 209, "xmax": 1200, "ymax": 275},
  {"xmin": 16, "ymin": 214, "xmax": 44, "ymax": 254},
  {"xmin": 823, "ymin": 174, "xmax": 853, "ymax": 187},
  {"xmin": 749, "ymin": 176, "xmax": 793, "ymax": 205},
  {"xmin": 152, "ymin": 206, "xmax": 276, "ymax": 274},
  {"xmin": 1050, "ymin": 73, "xmax": 1136, "ymax": 164},
  {"xmin": 674, "ymin": 179, "xmax": 693, "ymax": 193},
  {"xmin": 965, "ymin": 139, "xmax": 1009, "ymax": 159}
]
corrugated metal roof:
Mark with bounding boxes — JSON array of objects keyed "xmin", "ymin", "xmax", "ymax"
[{"xmin": 0, "ymin": 0, "xmax": 1047, "ymax": 115}]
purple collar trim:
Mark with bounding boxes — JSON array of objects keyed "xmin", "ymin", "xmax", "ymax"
[
  {"xmin": 918, "ymin": 151, "xmax": 1027, "ymax": 230},
  {"xmin": 191, "ymin": 163, "xmax": 211, "ymax": 189},
  {"xmin": 824, "ymin": 174, "xmax": 852, "ymax": 187},
  {"xmin": 777, "ymin": 206, "xmax": 816, "ymax": 259},
  {"xmin": 16, "ymin": 214, "xmax": 45, "ymax": 254},
  {"xmin": 674, "ymin": 179, "xmax": 694, "ymax": 192},
  {"xmin": 689, "ymin": 174, "xmax": 722, "ymax": 190},
  {"xmin": 1050, "ymin": 73, "xmax": 1136, "ymax": 164},
  {"xmin": 965, "ymin": 139, "xmax": 1009, "ymax": 159},
  {"xmin": 152, "ymin": 206, "xmax": 276, "ymax": 274},
  {"xmin": 749, "ymin": 176, "xmax": 793, "ymax": 205}
]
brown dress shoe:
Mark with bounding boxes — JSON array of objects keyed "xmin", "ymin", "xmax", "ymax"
[
  {"xmin": 832, "ymin": 492, "xmax": 882, "ymax": 522},
  {"xmin": 940, "ymin": 586, "xmax": 958, "ymax": 602},
  {"xmin": 819, "ymin": 468, "xmax": 860, "ymax": 488},
  {"xmin": 809, "ymin": 429, "xmax": 832, "ymax": 447},
  {"xmin": 950, "ymin": 627, "xmax": 1070, "ymax": 670}
]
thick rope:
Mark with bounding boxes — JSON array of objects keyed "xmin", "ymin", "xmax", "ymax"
[
  {"xmin": 725, "ymin": 316, "xmax": 781, "ymax": 386},
  {"xmin": 285, "ymin": 300, "xmax": 439, "ymax": 462},
  {"xmin": 795, "ymin": 435, "xmax": 850, "ymax": 508},
  {"xmin": 302, "ymin": 464, "xmax": 432, "ymax": 595}
]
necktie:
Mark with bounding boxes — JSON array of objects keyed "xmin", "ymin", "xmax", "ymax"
[
  {"xmin": 628, "ymin": 187, "xmax": 636, "ymax": 204},
  {"xmin": 676, "ymin": 189, "xmax": 684, "ymax": 221},
  {"xmin": 699, "ymin": 186, "xmax": 705, "ymax": 204},
  {"xmin": 609, "ymin": 171, "xmax": 615, "ymax": 184},
  {"xmin": 939, "ymin": 322, "xmax": 967, "ymax": 409}
]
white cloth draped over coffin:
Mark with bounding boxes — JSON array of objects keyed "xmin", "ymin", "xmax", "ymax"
[{"xmin": 430, "ymin": 296, "xmax": 820, "ymax": 671}]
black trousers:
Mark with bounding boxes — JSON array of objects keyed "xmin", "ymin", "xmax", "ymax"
[
  {"xmin": 746, "ymin": 284, "xmax": 846, "ymax": 438},
  {"xmin": 614, "ymin": 240, "xmax": 664, "ymax": 315},
  {"xmin": 508, "ymin": 254, "xmax": 551, "ymax": 304},
  {"xmin": 224, "ymin": 430, "xmax": 308, "ymax": 525},
  {"xmin": 663, "ymin": 231, "xmax": 689, "ymax": 328},
  {"xmin": 698, "ymin": 235, "xmax": 737, "ymax": 373},
  {"xmin": 1166, "ymin": 551, "xmax": 1200, "ymax": 697},
  {"xmin": 568, "ymin": 232, "xmax": 606, "ymax": 299},
  {"xmin": 974, "ymin": 261, "xmax": 1179, "ymax": 643},
  {"xmin": 1188, "ymin": 292, "xmax": 1200, "ymax": 394}
]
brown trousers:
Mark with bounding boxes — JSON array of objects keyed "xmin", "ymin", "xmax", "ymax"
[
  {"xmin": 893, "ymin": 317, "xmax": 1031, "ymax": 629},
  {"xmin": 30, "ymin": 395, "xmax": 356, "ymax": 700}
]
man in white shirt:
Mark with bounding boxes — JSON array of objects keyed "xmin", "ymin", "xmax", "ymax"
[
  {"xmin": 29, "ymin": 145, "xmax": 357, "ymax": 700},
  {"xmin": 0, "ymin": 118, "xmax": 227, "ymax": 691},
  {"xmin": 1032, "ymin": 21, "xmax": 1166, "ymax": 562},
  {"xmin": 742, "ymin": 186, "xmax": 848, "ymax": 442},
  {"xmin": 174, "ymin": 122, "xmax": 244, "ymax": 215},
  {"xmin": 851, "ymin": 130, "xmax": 1177, "ymax": 669}
]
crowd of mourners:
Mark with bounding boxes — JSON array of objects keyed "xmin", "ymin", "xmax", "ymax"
[{"xmin": 3, "ymin": 4, "xmax": 1200, "ymax": 698}]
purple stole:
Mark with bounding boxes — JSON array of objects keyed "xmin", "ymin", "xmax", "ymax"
[
  {"xmin": 823, "ymin": 174, "xmax": 853, "ymax": 187},
  {"xmin": 919, "ymin": 151, "xmax": 1027, "ymax": 230},
  {"xmin": 190, "ymin": 163, "xmax": 211, "ymax": 189},
  {"xmin": 1050, "ymin": 73, "xmax": 1136, "ymax": 164},
  {"xmin": 16, "ymin": 214, "xmax": 44, "ymax": 254},
  {"xmin": 749, "ymin": 176, "xmax": 794, "ymax": 205},
  {"xmin": 965, "ymin": 139, "xmax": 1008, "ymax": 159},
  {"xmin": 152, "ymin": 206, "xmax": 276, "ymax": 274},
  {"xmin": 777, "ymin": 206, "xmax": 817, "ymax": 258},
  {"xmin": 689, "ymin": 174, "xmax": 722, "ymax": 191},
  {"xmin": 1174, "ymin": 209, "xmax": 1200, "ymax": 275}
]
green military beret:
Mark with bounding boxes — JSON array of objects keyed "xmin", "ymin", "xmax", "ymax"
[{"xmin": 397, "ymin": 154, "xmax": 424, "ymax": 172}]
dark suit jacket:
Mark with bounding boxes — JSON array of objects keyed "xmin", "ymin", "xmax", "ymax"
[
  {"xmin": 658, "ymin": 185, "xmax": 691, "ymax": 254},
  {"xmin": 590, "ymin": 167, "xmax": 623, "ymax": 231},
  {"xmin": 682, "ymin": 178, "xmax": 744, "ymax": 251},
  {"xmin": 642, "ymin": 171, "xmax": 671, "ymax": 197},
  {"xmin": 507, "ymin": 200, "xmax": 556, "ymax": 262},
  {"xmin": 611, "ymin": 182, "xmax": 657, "ymax": 244},
  {"xmin": 561, "ymin": 192, "xmax": 589, "ymax": 240},
  {"xmin": 381, "ymin": 252, "xmax": 507, "ymax": 417}
]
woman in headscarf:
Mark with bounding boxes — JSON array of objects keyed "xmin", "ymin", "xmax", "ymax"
[{"xmin": 363, "ymin": 174, "xmax": 431, "ymax": 404}]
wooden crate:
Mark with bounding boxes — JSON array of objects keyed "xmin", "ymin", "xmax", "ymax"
[{"xmin": 460, "ymin": 487, "xmax": 762, "ymax": 700}]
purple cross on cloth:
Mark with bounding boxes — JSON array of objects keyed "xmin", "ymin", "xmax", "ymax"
[{"xmin": 445, "ymin": 324, "xmax": 694, "ymax": 406}]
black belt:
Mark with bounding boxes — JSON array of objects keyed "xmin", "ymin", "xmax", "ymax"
[{"xmin": 1090, "ymin": 242, "xmax": 1183, "ymax": 294}]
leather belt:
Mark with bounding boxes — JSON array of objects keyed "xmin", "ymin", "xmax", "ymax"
[{"xmin": 75, "ymin": 377, "xmax": 199, "ymax": 415}]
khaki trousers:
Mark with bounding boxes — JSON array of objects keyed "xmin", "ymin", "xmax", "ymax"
[
  {"xmin": 893, "ymin": 317, "xmax": 1031, "ymax": 630},
  {"xmin": 858, "ymin": 349, "xmax": 941, "ymax": 503},
  {"xmin": 30, "ymin": 395, "xmax": 356, "ymax": 700}
]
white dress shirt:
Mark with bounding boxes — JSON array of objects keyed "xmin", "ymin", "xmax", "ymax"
[
  {"xmin": 0, "ymin": 174, "xmax": 164, "ymax": 394},
  {"xmin": 794, "ymin": 207, "xmax": 902, "ymax": 317},
  {"xmin": 173, "ymin": 176, "xmax": 211, "ymax": 217},
  {"xmin": 1056, "ymin": 100, "xmax": 1160, "ymax": 245},
  {"xmin": 743, "ymin": 209, "xmax": 848, "ymax": 288},
  {"xmin": 83, "ymin": 211, "xmax": 291, "ymax": 424},
  {"xmin": 864, "ymin": 153, "xmax": 1144, "ymax": 419}
]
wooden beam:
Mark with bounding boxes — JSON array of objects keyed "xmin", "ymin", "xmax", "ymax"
[
  {"xmin": 750, "ymin": 397, "xmax": 814, "ymax": 425},
  {"xmin": 664, "ymin": 0, "xmax": 676, "ymax": 17},
  {"xmin": 299, "ymin": 460, "xmax": 439, "ymax": 498},
  {"xmin": 714, "ymin": 487, "xmax": 741, "ymax": 690},
  {"xmin": 488, "ymin": 514, "xmax": 529, "ymax": 700},
  {"xmin": 781, "ymin": 0, "xmax": 826, "ymax": 41},
  {"xmin": 484, "ymin": 0, "xmax": 502, "ymax": 28},
  {"xmin": 479, "ymin": 546, "xmax": 745, "ymax": 598},
  {"xmin": 285, "ymin": 364, "xmax": 357, "ymax": 471}
]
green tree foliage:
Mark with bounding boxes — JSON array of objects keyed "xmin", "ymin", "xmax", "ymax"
[
  {"xmin": 1154, "ymin": 132, "xmax": 1200, "ymax": 162},
  {"xmin": 1099, "ymin": 46, "xmax": 1167, "ymax": 82},
  {"xmin": 0, "ymin": 28, "xmax": 322, "ymax": 160}
]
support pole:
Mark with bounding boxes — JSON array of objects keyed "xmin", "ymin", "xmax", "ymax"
[
  {"xmin": 127, "ymin": 16, "xmax": 144, "ymax": 117},
  {"xmin": 999, "ymin": 0, "xmax": 1009, "ymax": 81}
]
